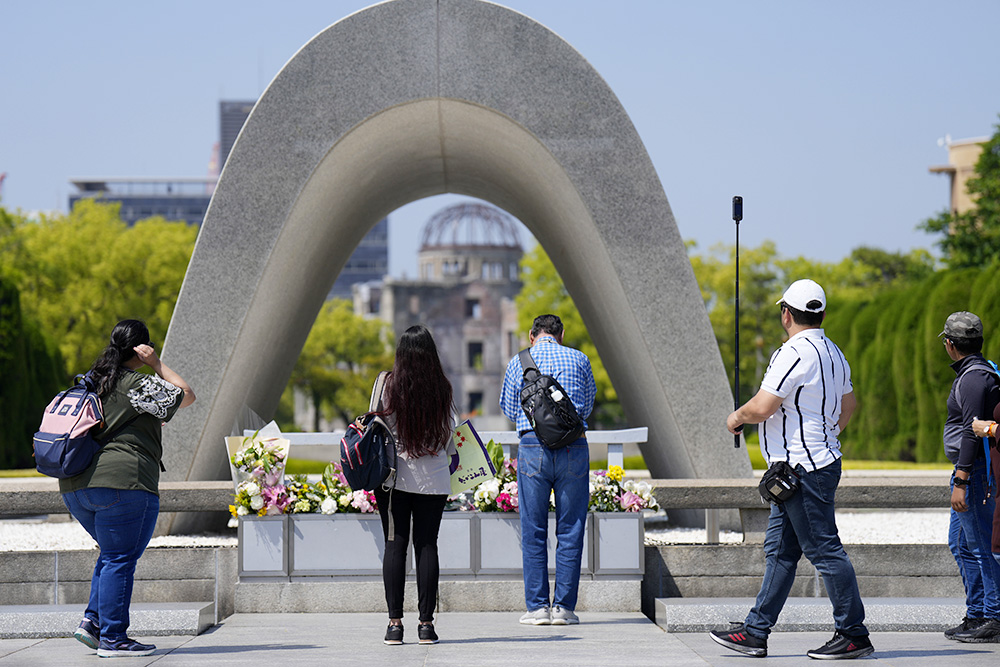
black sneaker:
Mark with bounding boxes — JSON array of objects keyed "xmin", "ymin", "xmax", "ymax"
[
  {"xmin": 945, "ymin": 616, "xmax": 987, "ymax": 640},
  {"xmin": 806, "ymin": 632, "xmax": 874, "ymax": 660},
  {"xmin": 74, "ymin": 617, "xmax": 99, "ymax": 649},
  {"xmin": 96, "ymin": 637, "xmax": 156, "ymax": 658},
  {"xmin": 954, "ymin": 617, "xmax": 1000, "ymax": 643},
  {"xmin": 384, "ymin": 623, "xmax": 404, "ymax": 645},
  {"xmin": 418, "ymin": 622, "xmax": 439, "ymax": 644},
  {"xmin": 709, "ymin": 623, "xmax": 767, "ymax": 657}
]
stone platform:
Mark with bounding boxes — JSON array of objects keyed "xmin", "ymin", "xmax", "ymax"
[{"xmin": 0, "ymin": 602, "xmax": 215, "ymax": 639}]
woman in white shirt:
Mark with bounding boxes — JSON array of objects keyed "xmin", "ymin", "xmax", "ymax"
[{"xmin": 375, "ymin": 324, "xmax": 455, "ymax": 646}]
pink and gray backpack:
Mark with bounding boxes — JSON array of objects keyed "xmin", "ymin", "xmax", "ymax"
[{"xmin": 32, "ymin": 374, "xmax": 106, "ymax": 478}]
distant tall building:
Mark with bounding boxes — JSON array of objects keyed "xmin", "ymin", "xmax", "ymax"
[
  {"xmin": 219, "ymin": 100, "xmax": 255, "ymax": 169},
  {"xmin": 69, "ymin": 99, "xmax": 388, "ymax": 298},
  {"xmin": 929, "ymin": 137, "xmax": 988, "ymax": 215},
  {"xmin": 357, "ymin": 203, "xmax": 524, "ymax": 429}
]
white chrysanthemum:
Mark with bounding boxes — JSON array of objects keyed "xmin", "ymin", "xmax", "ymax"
[
  {"xmin": 320, "ymin": 497, "xmax": 338, "ymax": 514},
  {"xmin": 249, "ymin": 494, "xmax": 264, "ymax": 511},
  {"xmin": 236, "ymin": 505, "xmax": 249, "ymax": 516}
]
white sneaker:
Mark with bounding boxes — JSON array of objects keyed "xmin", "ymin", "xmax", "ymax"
[
  {"xmin": 519, "ymin": 607, "xmax": 551, "ymax": 625},
  {"xmin": 550, "ymin": 606, "xmax": 579, "ymax": 625}
]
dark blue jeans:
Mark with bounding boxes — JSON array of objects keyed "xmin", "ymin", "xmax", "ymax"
[
  {"xmin": 517, "ymin": 435, "xmax": 590, "ymax": 612},
  {"xmin": 745, "ymin": 459, "xmax": 868, "ymax": 639},
  {"xmin": 948, "ymin": 459, "xmax": 1000, "ymax": 619},
  {"xmin": 62, "ymin": 488, "xmax": 159, "ymax": 641}
]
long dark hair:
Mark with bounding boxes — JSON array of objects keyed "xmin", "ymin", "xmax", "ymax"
[
  {"xmin": 383, "ymin": 324, "xmax": 453, "ymax": 457},
  {"xmin": 89, "ymin": 319, "xmax": 150, "ymax": 398}
]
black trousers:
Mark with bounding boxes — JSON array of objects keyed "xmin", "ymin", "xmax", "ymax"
[{"xmin": 374, "ymin": 488, "xmax": 447, "ymax": 622}]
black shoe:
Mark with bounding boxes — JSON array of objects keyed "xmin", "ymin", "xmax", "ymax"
[
  {"xmin": 418, "ymin": 622, "xmax": 439, "ymax": 644},
  {"xmin": 806, "ymin": 632, "xmax": 874, "ymax": 660},
  {"xmin": 954, "ymin": 617, "xmax": 1000, "ymax": 643},
  {"xmin": 945, "ymin": 616, "xmax": 987, "ymax": 640},
  {"xmin": 96, "ymin": 637, "xmax": 156, "ymax": 657},
  {"xmin": 384, "ymin": 623, "xmax": 403, "ymax": 645},
  {"xmin": 709, "ymin": 623, "xmax": 767, "ymax": 657},
  {"xmin": 73, "ymin": 617, "xmax": 99, "ymax": 649}
]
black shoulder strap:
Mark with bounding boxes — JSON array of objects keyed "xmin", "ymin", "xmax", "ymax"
[{"xmin": 519, "ymin": 348, "xmax": 539, "ymax": 377}]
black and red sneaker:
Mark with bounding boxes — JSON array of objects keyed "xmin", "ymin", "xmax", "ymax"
[
  {"xmin": 806, "ymin": 632, "xmax": 874, "ymax": 659},
  {"xmin": 709, "ymin": 623, "xmax": 768, "ymax": 657}
]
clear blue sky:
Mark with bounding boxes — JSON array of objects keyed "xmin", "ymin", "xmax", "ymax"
[{"xmin": 2, "ymin": 1, "xmax": 999, "ymax": 278}]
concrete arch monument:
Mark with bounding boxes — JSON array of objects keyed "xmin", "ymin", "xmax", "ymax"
[{"xmin": 163, "ymin": 0, "xmax": 751, "ymax": 527}]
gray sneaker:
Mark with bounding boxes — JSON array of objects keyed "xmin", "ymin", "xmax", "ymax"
[
  {"xmin": 519, "ymin": 607, "xmax": 551, "ymax": 625},
  {"xmin": 550, "ymin": 606, "xmax": 579, "ymax": 625}
]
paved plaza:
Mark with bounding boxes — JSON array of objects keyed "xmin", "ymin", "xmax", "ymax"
[{"xmin": 2, "ymin": 612, "xmax": 998, "ymax": 666}]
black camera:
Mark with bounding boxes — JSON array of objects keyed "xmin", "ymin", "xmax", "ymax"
[{"xmin": 758, "ymin": 461, "xmax": 799, "ymax": 504}]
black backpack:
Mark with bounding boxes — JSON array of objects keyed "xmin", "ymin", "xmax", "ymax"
[
  {"xmin": 340, "ymin": 372, "xmax": 397, "ymax": 492},
  {"xmin": 518, "ymin": 348, "xmax": 586, "ymax": 450}
]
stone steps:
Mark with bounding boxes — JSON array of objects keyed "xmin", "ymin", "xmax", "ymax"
[
  {"xmin": 655, "ymin": 597, "xmax": 965, "ymax": 633},
  {"xmin": 0, "ymin": 602, "xmax": 216, "ymax": 639}
]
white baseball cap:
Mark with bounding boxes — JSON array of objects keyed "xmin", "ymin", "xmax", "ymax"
[{"xmin": 777, "ymin": 279, "xmax": 826, "ymax": 313}]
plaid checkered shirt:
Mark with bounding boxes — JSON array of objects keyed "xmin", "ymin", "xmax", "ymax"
[{"xmin": 499, "ymin": 335, "xmax": 596, "ymax": 434}]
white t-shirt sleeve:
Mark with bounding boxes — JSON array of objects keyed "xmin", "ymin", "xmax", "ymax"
[{"xmin": 759, "ymin": 347, "xmax": 805, "ymax": 399}]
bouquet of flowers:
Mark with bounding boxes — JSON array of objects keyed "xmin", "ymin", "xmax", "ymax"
[
  {"xmin": 589, "ymin": 466, "xmax": 659, "ymax": 512},
  {"xmin": 473, "ymin": 458, "xmax": 519, "ymax": 512},
  {"xmin": 230, "ymin": 478, "xmax": 292, "ymax": 517},
  {"xmin": 230, "ymin": 432, "xmax": 288, "ymax": 487}
]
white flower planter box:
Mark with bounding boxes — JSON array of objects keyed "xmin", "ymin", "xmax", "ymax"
[
  {"xmin": 477, "ymin": 512, "xmax": 593, "ymax": 574},
  {"xmin": 593, "ymin": 511, "xmax": 644, "ymax": 575},
  {"xmin": 239, "ymin": 511, "xmax": 641, "ymax": 579},
  {"xmin": 238, "ymin": 515, "xmax": 288, "ymax": 577},
  {"xmin": 290, "ymin": 514, "xmax": 384, "ymax": 576}
]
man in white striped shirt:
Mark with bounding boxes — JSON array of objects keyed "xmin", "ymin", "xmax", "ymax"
[{"xmin": 710, "ymin": 279, "xmax": 873, "ymax": 660}]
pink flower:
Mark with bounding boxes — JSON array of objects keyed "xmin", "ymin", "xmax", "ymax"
[
  {"xmin": 496, "ymin": 493, "xmax": 517, "ymax": 513},
  {"xmin": 262, "ymin": 485, "xmax": 291, "ymax": 513},
  {"xmin": 262, "ymin": 467, "xmax": 284, "ymax": 487},
  {"xmin": 502, "ymin": 481, "xmax": 519, "ymax": 509},
  {"xmin": 619, "ymin": 491, "xmax": 644, "ymax": 512},
  {"xmin": 351, "ymin": 490, "xmax": 377, "ymax": 513}
]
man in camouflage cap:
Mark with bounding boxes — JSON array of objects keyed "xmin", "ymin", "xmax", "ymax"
[{"xmin": 940, "ymin": 311, "xmax": 1000, "ymax": 642}]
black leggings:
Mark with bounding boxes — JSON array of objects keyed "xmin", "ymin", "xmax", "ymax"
[{"xmin": 374, "ymin": 488, "xmax": 447, "ymax": 622}]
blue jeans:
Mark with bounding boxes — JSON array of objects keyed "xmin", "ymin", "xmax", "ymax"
[
  {"xmin": 62, "ymin": 488, "xmax": 159, "ymax": 641},
  {"xmin": 745, "ymin": 459, "xmax": 868, "ymax": 639},
  {"xmin": 948, "ymin": 459, "xmax": 1000, "ymax": 619},
  {"xmin": 517, "ymin": 436, "xmax": 589, "ymax": 612}
]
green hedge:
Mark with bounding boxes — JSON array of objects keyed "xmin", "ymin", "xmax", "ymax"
[{"xmin": 822, "ymin": 265, "xmax": 1000, "ymax": 463}]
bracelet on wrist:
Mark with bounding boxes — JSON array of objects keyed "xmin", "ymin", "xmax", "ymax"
[
  {"xmin": 954, "ymin": 476, "xmax": 970, "ymax": 487},
  {"xmin": 989, "ymin": 422, "xmax": 998, "ymax": 438}
]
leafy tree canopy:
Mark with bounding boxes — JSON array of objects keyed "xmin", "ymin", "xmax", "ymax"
[
  {"xmin": 289, "ymin": 298, "xmax": 394, "ymax": 430},
  {"xmin": 1, "ymin": 199, "xmax": 197, "ymax": 375}
]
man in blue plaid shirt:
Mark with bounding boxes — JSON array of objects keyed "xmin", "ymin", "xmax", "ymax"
[{"xmin": 500, "ymin": 314, "xmax": 596, "ymax": 626}]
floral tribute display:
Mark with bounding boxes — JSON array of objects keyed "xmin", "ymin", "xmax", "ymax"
[
  {"xmin": 472, "ymin": 458, "xmax": 519, "ymax": 512},
  {"xmin": 589, "ymin": 465, "xmax": 659, "ymax": 512},
  {"xmin": 467, "ymin": 459, "xmax": 658, "ymax": 514},
  {"xmin": 228, "ymin": 426, "xmax": 655, "ymax": 519},
  {"xmin": 229, "ymin": 461, "xmax": 379, "ymax": 520}
]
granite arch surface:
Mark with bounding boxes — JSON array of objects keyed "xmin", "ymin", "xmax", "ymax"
[{"xmin": 163, "ymin": 0, "xmax": 751, "ymax": 529}]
